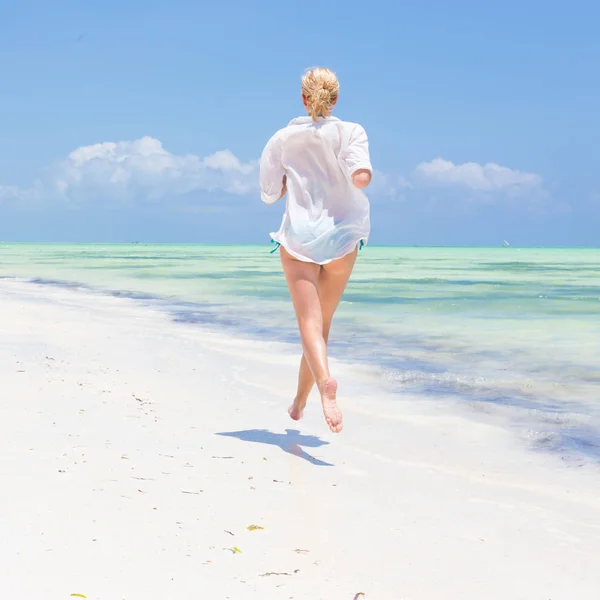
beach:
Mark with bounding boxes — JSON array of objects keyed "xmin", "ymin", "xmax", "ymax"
[{"xmin": 1, "ymin": 267, "xmax": 599, "ymax": 599}]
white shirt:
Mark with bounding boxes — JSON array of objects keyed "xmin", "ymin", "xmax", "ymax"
[{"xmin": 259, "ymin": 115, "xmax": 372, "ymax": 265}]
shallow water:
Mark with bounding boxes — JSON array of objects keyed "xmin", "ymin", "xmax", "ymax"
[{"xmin": 2, "ymin": 243, "xmax": 599, "ymax": 463}]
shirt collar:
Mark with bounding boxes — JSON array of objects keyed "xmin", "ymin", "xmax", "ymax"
[{"xmin": 288, "ymin": 115, "xmax": 340, "ymax": 126}]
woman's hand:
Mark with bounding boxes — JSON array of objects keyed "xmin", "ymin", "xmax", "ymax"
[{"xmin": 352, "ymin": 169, "xmax": 371, "ymax": 189}]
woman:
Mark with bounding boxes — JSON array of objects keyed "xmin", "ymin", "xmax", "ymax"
[{"xmin": 259, "ymin": 67, "xmax": 372, "ymax": 433}]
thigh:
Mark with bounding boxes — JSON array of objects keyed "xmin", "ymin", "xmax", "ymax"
[
  {"xmin": 318, "ymin": 248, "xmax": 358, "ymax": 325},
  {"xmin": 280, "ymin": 246, "xmax": 322, "ymax": 324}
]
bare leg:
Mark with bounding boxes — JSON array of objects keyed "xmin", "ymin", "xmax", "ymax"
[
  {"xmin": 280, "ymin": 246, "xmax": 357, "ymax": 432},
  {"xmin": 290, "ymin": 249, "xmax": 358, "ymax": 419}
]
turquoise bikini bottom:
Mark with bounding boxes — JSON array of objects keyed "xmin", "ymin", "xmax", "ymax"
[{"xmin": 269, "ymin": 239, "xmax": 365, "ymax": 255}]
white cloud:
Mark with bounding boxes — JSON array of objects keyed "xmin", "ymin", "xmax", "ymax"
[
  {"xmin": 53, "ymin": 136, "xmax": 257, "ymax": 202},
  {"xmin": 0, "ymin": 183, "xmax": 41, "ymax": 204},
  {"xmin": 414, "ymin": 157, "xmax": 541, "ymax": 194},
  {"xmin": 1, "ymin": 140, "xmax": 544, "ymax": 209},
  {"xmin": 0, "ymin": 185, "xmax": 17, "ymax": 200},
  {"xmin": 369, "ymin": 170, "xmax": 412, "ymax": 199}
]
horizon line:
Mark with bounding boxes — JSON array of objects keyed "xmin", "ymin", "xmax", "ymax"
[{"xmin": 1, "ymin": 241, "xmax": 599, "ymax": 250}]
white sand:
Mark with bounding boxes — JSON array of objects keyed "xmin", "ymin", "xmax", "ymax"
[{"xmin": 1, "ymin": 278, "xmax": 599, "ymax": 600}]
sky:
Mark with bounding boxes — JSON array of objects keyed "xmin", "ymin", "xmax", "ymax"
[{"xmin": 0, "ymin": 0, "xmax": 598, "ymax": 246}]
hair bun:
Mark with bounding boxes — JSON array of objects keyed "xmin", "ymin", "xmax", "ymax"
[
  {"xmin": 301, "ymin": 67, "xmax": 339, "ymax": 122},
  {"xmin": 315, "ymin": 88, "xmax": 331, "ymax": 101}
]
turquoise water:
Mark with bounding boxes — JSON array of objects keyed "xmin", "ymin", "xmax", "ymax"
[{"xmin": 2, "ymin": 243, "xmax": 600, "ymax": 463}]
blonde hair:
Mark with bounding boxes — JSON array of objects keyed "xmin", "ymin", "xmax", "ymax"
[{"xmin": 301, "ymin": 67, "xmax": 339, "ymax": 122}]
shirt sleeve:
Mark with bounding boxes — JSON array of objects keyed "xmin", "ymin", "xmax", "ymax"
[
  {"xmin": 259, "ymin": 134, "xmax": 286, "ymax": 204},
  {"xmin": 340, "ymin": 124, "xmax": 373, "ymax": 179}
]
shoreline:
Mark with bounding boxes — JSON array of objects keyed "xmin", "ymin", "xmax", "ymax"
[
  {"xmin": 1, "ymin": 278, "xmax": 600, "ymax": 599},
  {"xmin": 2, "ymin": 268, "xmax": 600, "ymax": 468}
]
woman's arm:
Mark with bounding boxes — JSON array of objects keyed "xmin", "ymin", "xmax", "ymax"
[
  {"xmin": 342, "ymin": 124, "xmax": 373, "ymax": 189},
  {"xmin": 277, "ymin": 175, "xmax": 288, "ymax": 200},
  {"xmin": 260, "ymin": 134, "xmax": 286, "ymax": 204}
]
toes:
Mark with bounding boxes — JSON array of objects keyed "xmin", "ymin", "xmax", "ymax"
[
  {"xmin": 289, "ymin": 404, "xmax": 304, "ymax": 421},
  {"xmin": 324, "ymin": 412, "xmax": 343, "ymax": 433}
]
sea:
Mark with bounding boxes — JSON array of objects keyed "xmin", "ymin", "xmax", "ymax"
[{"xmin": 1, "ymin": 243, "xmax": 599, "ymax": 465}]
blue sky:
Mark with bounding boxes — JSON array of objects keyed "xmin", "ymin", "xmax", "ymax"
[{"xmin": 0, "ymin": 0, "xmax": 598, "ymax": 246}]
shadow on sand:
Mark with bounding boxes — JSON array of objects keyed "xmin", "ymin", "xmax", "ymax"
[{"xmin": 216, "ymin": 428, "xmax": 333, "ymax": 467}]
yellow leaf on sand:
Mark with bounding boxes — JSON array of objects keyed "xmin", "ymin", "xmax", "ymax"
[
  {"xmin": 233, "ymin": 546, "xmax": 242, "ymax": 554},
  {"xmin": 71, "ymin": 595, "xmax": 87, "ymax": 599},
  {"xmin": 247, "ymin": 525, "xmax": 264, "ymax": 531}
]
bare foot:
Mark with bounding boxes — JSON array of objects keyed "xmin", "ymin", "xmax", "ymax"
[
  {"xmin": 288, "ymin": 396, "xmax": 307, "ymax": 421},
  {"xmin": 318, "ymin": 378, "xmax": 343, "ymax": 433}
]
